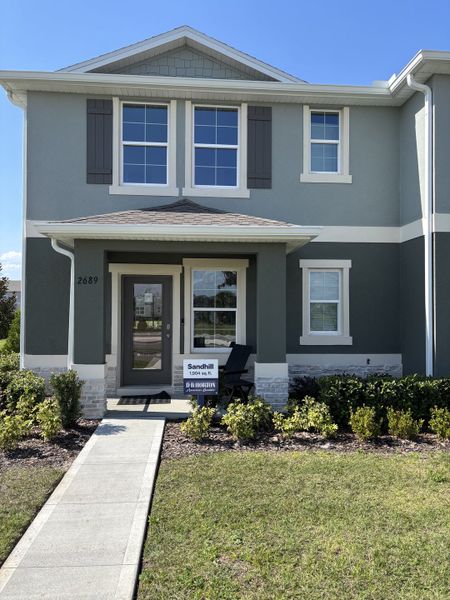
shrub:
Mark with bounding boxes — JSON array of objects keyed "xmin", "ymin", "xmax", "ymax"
[
  {"xmin": 429, "ymin": 407, "xmax": 450, "ymax": 440},
  {"xmin": 288, "ymin": 376, "xmax": 320, "ymax": 411},
  {"xmin": 0, "ymin": 411, "xmax": 27, "ymax": 450},
  {"xmin": 0, "ymin": 353, "xmax": 19, "ymax": 402},
  {"xmin": 5, "ymin": 370, "xmax": 46, "ymax": 418},
  {"xmin": 387, "ymin": 408, "xmax": 423, "ymax": 440},
  {"xmin": 36, "ymin": 397, "xmax": 62, "ymax": 441},
  {"xmin": 3, "ymin": 310, "xmax": 20, "ymax": 354},
  {"xmin": 302, "ymin": 396, "xmax": 338, "ymax": 438},
  {"xmin": 317, "ymin": 375, "xmax": 365, "ymax": 428},
  {"xmin": 222, "ymin": 397, "xmax": 272, "ymax": 442},
  {"xmin": 349, "ymin": 406, "xmax": 381, "ymax": 441},
  {"xmin": 50, "ymin": 370, "xmax": 83, "ymax": 428},
  {"xmin": 180, "ymin": 406, "xmax": 215, "ymax": 442},
  {"xmin": 273, "ymin": 407, "xmax": 307, "ymax": 439}
]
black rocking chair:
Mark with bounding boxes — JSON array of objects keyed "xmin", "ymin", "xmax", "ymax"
[{"xmin": 220, "ymin": 342, "xmax": 254, "ymax": 403}]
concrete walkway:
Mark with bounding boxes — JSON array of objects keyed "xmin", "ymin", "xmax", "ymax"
[{"xmin": 0, "ymin": 415, "xmax": 165, "ymax": 600}]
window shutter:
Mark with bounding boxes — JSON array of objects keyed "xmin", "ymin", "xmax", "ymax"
[
  {"xmin": 86, "ymin": 99, "xmax": 113, "ymax": 184},
  {"xmin": 247, "ymin": 106, "xmax": 272, "ymax": 189}
]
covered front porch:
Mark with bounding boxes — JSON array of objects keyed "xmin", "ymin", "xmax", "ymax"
[{"xmin": 36, "ymin": 200, "xmax": 320, "ymax": 417}]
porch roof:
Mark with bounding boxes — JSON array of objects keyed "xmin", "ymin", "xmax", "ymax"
[{"xmin": 34, "ymin": 199, "xmax": 322, "ymax": 252}]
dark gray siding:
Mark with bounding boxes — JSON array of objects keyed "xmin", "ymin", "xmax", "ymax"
[
  {"xmin": 434, "ymin": 233, "xmax": 450, "ymax": 376},
  {"xmin": 287, "ymin": 243, "xmax": 401, "ymax": 354},
  {"xmin": 25, "ymin": 238, "xmax": 70, "ymax": 355},
  {"xmin": 400, "ymin": 237, "xmax": 425, "ymax": 374}
]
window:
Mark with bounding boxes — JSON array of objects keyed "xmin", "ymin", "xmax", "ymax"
[
  {"xmin": 300, "ymin": 260, "xmax": 352, "ymax": 345},
  {"xmin": 183, "ymin": 259, "xmax": 248, "ymax": 352},
  {"xmin": 194, "ymin": 107, "xmax": 238, "ymax": 187},
  {"xmin": 110, "ymin": 98, "xmax": 177, "ymax": 196},
  {"xmin": 183, "ymin": 102, "xmax": 250, "ymax": 198},
  {"xmin": 192, "ymin": 270, "xmax": 238, "ymax": 349},
  {"xmin": 301, "ymin": 106, "xmax": 352, "ymax": 184},
  {"xmin": 122, "ymin": 103, "xmax": 168, "ymax": 185}
]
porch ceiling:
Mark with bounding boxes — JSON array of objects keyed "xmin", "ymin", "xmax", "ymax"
[{"xmin": 34, "ymin": 199, "xmax": 322, "ymax": 252}]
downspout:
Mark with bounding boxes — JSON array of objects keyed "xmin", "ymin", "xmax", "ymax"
[
  {"xmin": 50, "ymin": 239, "xmax": 74, "ymax": 369},
  {"xmin": 406, "ymin": 74, "xmax": 434, "ymax": 376}
]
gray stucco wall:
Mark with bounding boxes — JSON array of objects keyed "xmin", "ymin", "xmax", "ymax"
[
  {"xmin": 24, "ymin": 238, "xmax": 70, "ymax": 355},
  {"xmin": 434, "ymin": 233, "xmax": 450, "ymax": 376},
  {"xmin": 433, "ymin": 75, "xmax": 450, "ymax": 215},
  {"xmin": 100, "ymin": 46, "xmax": 272, "ymax": 81},
  {"xmin": 27, "ymin": 92, "xmax": 400, "ymax": 227},
  {"xmin": 287, "ymin": 242, "xmax": 401, "ymax": 354},
  {"xmin": 399, "ymin": 236, "xmax": 425, "ymax": 374}
]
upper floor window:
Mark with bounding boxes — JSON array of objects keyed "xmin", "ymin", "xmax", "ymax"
[
  {"xmin": 301, "ymin": 106, "xmax": 352, "ymax": 184},
  {"xmin": 110, "ymin": 98, "xmax": 177, "ymax": 196},
  {"xmin": 183, "ymin": 101, "xmax": 250, "ymax": 198},
  {"xmin": 122, "ymin": 103, "xmax": 168, "ymax": 185},
  {"xmin": 194, "ymin": 107, "xmax": 238, "ymax": 187}
]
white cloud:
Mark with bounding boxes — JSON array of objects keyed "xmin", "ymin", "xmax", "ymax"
[{"xmin": 0, "ymin": 250, "xmax": 22, "ymax": 280}]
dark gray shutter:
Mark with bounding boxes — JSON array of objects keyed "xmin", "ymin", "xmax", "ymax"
[
  {"xmin": 247, "ymin": 106, "xmax": 272, "ymax": 189},
  {"xmin": 86, "ymin": 99, "xmax": 113, "ymax": 184}
]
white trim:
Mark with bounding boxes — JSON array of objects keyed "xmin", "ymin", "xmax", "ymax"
[
  {"xmin": 301, "ymin": 106, "xmax": 352, "ymax": 184},
  {"xmin": 20, "ymin": 98, "xmax": 27, "ymax": 370},
  {"xmin": 286, "ymin": 353, "xmax": 402, "ymax": 366},
  {"xmin": 23, "ymin": 354, "xmax": 68, "ymax": 369},
  {"xmin": 72, "ymin": 364, "xmax": 107, "ymax": 379},
  {"xmin": 58, "ymin": 26, "xmax": 301, "ymax": 83},
  {"xmin": 182, "ymin": 258, "xmax": 248, "ymax": 354},
  {"xmin": 254, "ymin": 362, "xmax": 288, "ymax": 378},
  {"xmin": 299, "ymin": 259, "xmax": 352, "ymax": 346},
  {"xmin": 182, "ymin": 101, "xmax": 250, "ymax": 198},
  {"xmin": 108, "ymin": 263, "xmax": 182, "ymax": 386},
  {"xmin": 109, "ymin": 98, "xmax": 178, "ymax": 196},
  {"xmin": 313, "ymin": 226, "xmax": 399, "ymax": 243}
]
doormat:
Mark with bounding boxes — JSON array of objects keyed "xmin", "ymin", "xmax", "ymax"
[{"xmin": 118, "ymin": 391, "xmax": 171, "ymax": 405}]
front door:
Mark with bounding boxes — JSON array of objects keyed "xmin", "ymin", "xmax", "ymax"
[{"xmin": 122, "ymin": 276, "xmax": 172, "ymax": 386}]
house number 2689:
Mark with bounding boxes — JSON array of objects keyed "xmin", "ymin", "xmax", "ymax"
[{"xmin": 77, "ymin": 276, "xmax": 99, "ymax": 285}]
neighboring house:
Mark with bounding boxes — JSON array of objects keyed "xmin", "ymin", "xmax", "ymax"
[
  {"xmin": 1, "ymin": 26, "xmax": 449, "ymax": 417},
  {"xmin": 5, "ymin": 280, "xmax": 21, "ymax": 310}
]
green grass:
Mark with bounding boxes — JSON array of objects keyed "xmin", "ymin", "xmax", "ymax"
[
  {"xmin": 138, "ymin": 451, "xmax": 450, "ymax": 600},
  {"xmin": 0, "ymin": 467, "xmax": 64, "ymax": 565}
]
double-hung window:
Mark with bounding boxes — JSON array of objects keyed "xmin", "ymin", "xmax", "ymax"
[
  {"xmin": 301, "ymin": 106, "xmax": 352, "ymax": 183},
  {"xmin": 194, "ymin": 107, "xmax": 239, "ymax": 187},
  {"xmin": 182, "ymin": 102, "xmax": 250, "ymax": 198},
  {"xmin": 122, "ymin": 103, "xmax": 168, "ymax": 185},
  {"xmin": 110, "ymin": 98, "xmax": 177, "ymax": 195},
  {"xmin": 300, "ymin": 260, "xmax": 352, "ymax": 345}
]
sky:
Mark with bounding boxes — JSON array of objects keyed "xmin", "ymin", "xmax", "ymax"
[{"xmin": 1, "ymin": 0, "xmax": 450, "ymax": 280}]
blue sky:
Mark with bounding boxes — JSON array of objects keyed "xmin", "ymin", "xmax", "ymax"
[{"xmin": 1, "ymin": 0, "xmax": 450, "ymax": 279}]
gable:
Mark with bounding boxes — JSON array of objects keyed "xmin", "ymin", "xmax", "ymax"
[
  {"xmin": 94, "ymin": 44, "xmax": 275, "ymax": 80},
  {"xmin": 59, "ymin": 26, "xmax": 302, "ymax": 83}
]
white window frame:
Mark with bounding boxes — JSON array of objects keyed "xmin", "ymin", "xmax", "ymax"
[
  {"xmin": 183, "ymin": 258, "xmax": 248, "ymax": 353},
  {"xmin": 299, "ymin": 259, "xmax": 352, "ymax": 345},
  {"xmin": 109, "ymin": 97, "xmax": 178, "ymax": 196},
  {"xmin": 183, "ymin": 101, "xmax": 250, "ymax": 198},
  {"xmin": 300, "ymin": 106, "xmax": 352, "ymax": 184}
]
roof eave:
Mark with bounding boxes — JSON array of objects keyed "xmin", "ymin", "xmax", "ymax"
[{"xmin": 35, "ymin": 222, "xmax": 323, "ymax": 253}]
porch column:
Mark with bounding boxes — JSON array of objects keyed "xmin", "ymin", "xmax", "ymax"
[
  {"xmin": 255, "ymin": 244, "xmax": 289, "ymax": 409},
  {"xmin": 73, "ymin": 241, "xmax": 107, "ymax": 418}
]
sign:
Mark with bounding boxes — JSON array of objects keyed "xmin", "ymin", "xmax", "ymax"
[{"xmin": 183, "ymin": 359, "xmax": 219, "ymax": 395}]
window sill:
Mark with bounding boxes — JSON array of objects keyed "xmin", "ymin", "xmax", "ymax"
[
  {"xmin": 182, "ymin": 186, "xmax": 250, "ymax": 199},
  {"xmin": 300, "ymin": 173, "xmax": 352, "ymax": 184},
  {"xmin": 300, "ymin": 335, "xmax": 353, "ymax": 346},
  {"xmin": 109, "ymin": 184, "xmax": 179, "ymax": 196}
]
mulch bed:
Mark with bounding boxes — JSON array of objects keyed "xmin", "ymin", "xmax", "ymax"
[
  {"xmin": 0, "ymin": 420, "xmax": 99, "ymax": 470},
  {"xmin": 161, "ymin": 421, "xmax": 450, "ymax": 460}
]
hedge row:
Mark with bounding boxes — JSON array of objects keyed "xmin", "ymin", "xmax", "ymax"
[{"xmin": 289, "ymin": 374, "xmax": 450, "ymax": 429}]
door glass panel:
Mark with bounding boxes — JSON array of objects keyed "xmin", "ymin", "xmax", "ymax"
[{"xmin": 132, "ymin": 283, "xmax": 163, "ymax": 370}]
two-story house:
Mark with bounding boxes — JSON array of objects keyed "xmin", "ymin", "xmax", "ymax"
[{"xmin": 2, "ymin": 26, "xmax": 450, "ymax": 418}]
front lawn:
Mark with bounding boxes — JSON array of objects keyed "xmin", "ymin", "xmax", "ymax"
[
  {"xmin": 0, "ymin": 466, "xmax": 64, "ymax": 564},
  {"xmin": 138, "ymin": 451, "xmax": 450, "ymax": 600}
]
